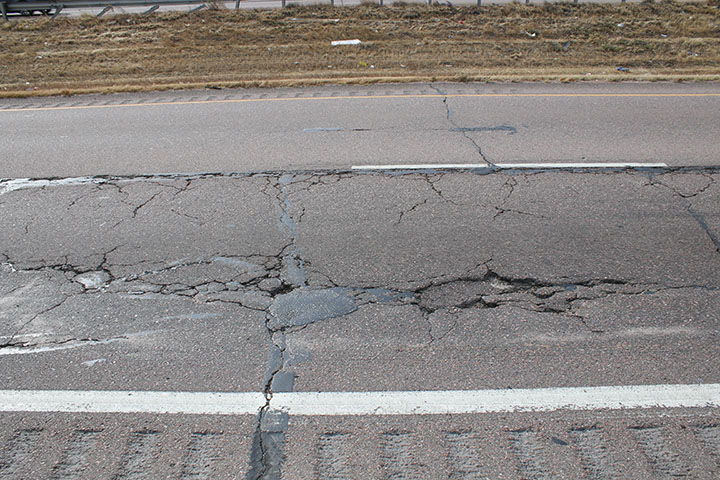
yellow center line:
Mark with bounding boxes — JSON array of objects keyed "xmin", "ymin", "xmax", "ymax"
[{"xmin": 2, "ymin": 92, "xmax": 720, "ymax": 113}]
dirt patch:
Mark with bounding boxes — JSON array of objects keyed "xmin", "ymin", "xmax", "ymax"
[{"xmin": 1, "ymin": 0, "xmax": 719, "ymax": 97}]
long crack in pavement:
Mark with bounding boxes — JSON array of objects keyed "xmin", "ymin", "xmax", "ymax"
[
  {"xmin": 647, "ymin": 172, "xmax": 720, "ymax": 254},
  {"xmin": 430, "ymin": 84, "xmax": 498, "ymax": 167}
]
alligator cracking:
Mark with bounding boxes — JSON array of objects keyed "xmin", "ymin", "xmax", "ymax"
[{"xmin": 1, "ymin": 167, "xmax": 720, "ymax": 479}]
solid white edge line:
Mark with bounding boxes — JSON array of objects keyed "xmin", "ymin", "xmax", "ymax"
[
  {"xmin": 0, "ymin": 390, "xmax": 266, "ymax": 415},
  {"xmin": 272, "ymin": 384, "xmax": 720, "ymax": 416},
  {"xmin": 352, "ymin": 163, "xmax": 668, "ymax": 170},
  {"xmin": 1, "ymin": 384, "xmax": 718, "ymax": 416}
]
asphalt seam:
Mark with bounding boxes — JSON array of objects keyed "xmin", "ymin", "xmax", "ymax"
[
  {"xmin": 2, "ymin": 91, "xmax": 719, "ymax": 113},
  {"xmin": 3, "ymin": 166, "xmax": 720, "ymax": 189}
]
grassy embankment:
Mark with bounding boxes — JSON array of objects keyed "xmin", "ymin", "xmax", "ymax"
[{"xmin": 1, "ymin": 0, "xmax": 719, "ymax": 97}]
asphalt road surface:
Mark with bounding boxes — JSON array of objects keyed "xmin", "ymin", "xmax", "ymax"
[
  {"xmin": 1, "ymin": 83, "xmax": 720, "ymax": 479},
  {"xmin": 1, "ymin": 82, "xmax": 719, "ymax": 178}
]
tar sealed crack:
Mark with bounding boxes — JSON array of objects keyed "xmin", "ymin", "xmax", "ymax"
[
  {"xmin": 689, "ymin": 207, "xmax": 720, "ymax": 254},
  {"xmin": 247, "ymin": 287, "xmax": 371, "ymax": 479},
  {"xmin": 247, "ymin": 173, "xmax": 320, "ymax": 480},
  {"xmin": 275, "ymin": 174, "xmax": 308, "ymax": 288},
  {"xmin": 430, "ymin": 84, "xmax": 495, "ymax": 166}
]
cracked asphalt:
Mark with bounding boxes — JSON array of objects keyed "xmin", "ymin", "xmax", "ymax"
[{"xmin": 1, "ymin": 84, "xmax": 720, "ymax": 479}]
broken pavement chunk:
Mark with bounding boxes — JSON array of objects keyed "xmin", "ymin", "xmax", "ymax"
[
  {"xmin": 73, "ymin": 271, "xmax": 110, "ymax": 290},
  {"xmin": 258, "ymin": 277, "xmax": 284, "ymax": 294}
]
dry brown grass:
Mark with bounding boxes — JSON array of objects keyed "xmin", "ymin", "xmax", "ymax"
[{"xmin": 1, "ymin": 0, "xmax": 719, "ymax": 97}]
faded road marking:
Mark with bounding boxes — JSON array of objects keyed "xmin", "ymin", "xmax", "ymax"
[
  {"xmin": 0, "ymin": 330, "xmax": 165, "ymax": 356},
  {"xmin": 0, "ymin": 177, "xmax": 102, "ymax": 196},
  {"xmin": 0, "ymin": 337, "xmax": 123, "ymax": 356}
]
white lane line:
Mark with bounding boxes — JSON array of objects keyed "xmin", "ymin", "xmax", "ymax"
[
  {"xmin": 272, "ymin": 384, "xmax": 720, "ymax": 415},
  {"xmin": 1, "ymin": 384, "xmax": 718, "ymax": 416},
  {"xmin": 0, "ymin": 390, "xmax": 266, "ymax": 415},
  {"xmin": 495, "ymin": 162, "xmax": 669, "ymax": 169},
  {"xmin": 352, "ymin": 164, "xmax": 488, "ymax": 170},
  {"xmin": 352, "ymin": 162, "xmax": 668, "ymax": 170}
]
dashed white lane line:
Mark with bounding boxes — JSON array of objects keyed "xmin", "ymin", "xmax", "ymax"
[
  {"xmin": 352, "ymin": 164, "xmax": 488, "ymax": 170},
  {"xmin": 495, "ymin": 162, "xmax": 669, "ymax": 169},
  {"xmin": 1, "ymin": 384, "xmax": 718, "ymax": 416},
  {"xmin": 352, "ymin": 162, "xmax": 668, "ymax": 170}
]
